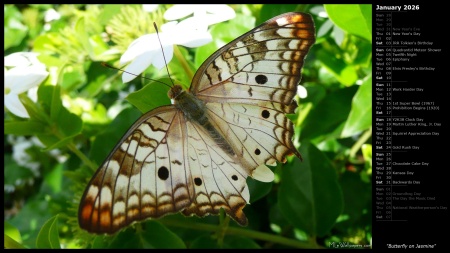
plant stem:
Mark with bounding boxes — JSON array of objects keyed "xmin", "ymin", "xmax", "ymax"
[
  {"xmin": 20, "ymin": 90, "xmax": 98, "ymax": 171},
  {"xmin": 67, "ymin": 142, "xmax": 98, "ymax": 171},
  {"xmin": 216, "ymin": 211, "xmax": 229, "ymax": 247},
  {"xmin": 173, "ymin": 45, "xmax": 194, "ymax": 81},
  {"xmin": 349, "ymin": 127, "xmax": 372, "ymax": 158},
  {"xmin": 160, "ymin": 219, "xmax": 320, "ymax": 249}
]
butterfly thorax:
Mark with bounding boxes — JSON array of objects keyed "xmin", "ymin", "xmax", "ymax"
[
  {"xmin": 169, "ymin": 85, "xmax": 205, "ymax": 122},
  {"xmin": 169, "ymin": 84, "xmax": 235, "ymax": 156}
]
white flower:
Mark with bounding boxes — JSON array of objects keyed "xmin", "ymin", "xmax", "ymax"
[
  {"xmin": 142, "ymin": 4, "xmax": 159, "ymax": 13},
  {"xmin": 4, "ymin": 52, "xmax": 48, "ymax": 118},
  {"xmin": 44, "ymin": 8, "xmax": 61, "ymax": 31},
  {"xmin": 119, "ymin": 4, "xmax": 236, "ymax": 83},
  {"xmin": 120, "ymin": 18, "xmax": 212, "ymax": 83},
  {"xmin": 164, "ymin": 4, "xmax": 235, "ymax": 26},
  {"xmin": 44, "ymin": 8, "xmax": 61, "ymax": 22},
  {"xmin": 12, "ymin": 136, "xmax": 41, "ymax": 173},
  {"xmin": 7, "ymin": 135, "xmax": 41, "ymax": 174}
]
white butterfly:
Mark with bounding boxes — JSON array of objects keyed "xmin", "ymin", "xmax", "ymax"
[{"xmin": 79, "ymin": 12, "xmax": 315, "ymax": 234}]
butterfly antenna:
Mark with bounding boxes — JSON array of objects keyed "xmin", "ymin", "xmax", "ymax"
[
  {"xmin": 101, "ymin": 63, "xmax": 172, "ymax": 89},
  {"xmin": 153, "ymin": 22, "xmax": 175, "ymax": 87}
]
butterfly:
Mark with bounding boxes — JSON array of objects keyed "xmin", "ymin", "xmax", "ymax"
[{"xmin": 79, "ymin": 12, "xmax": 315, "ymax": 234}]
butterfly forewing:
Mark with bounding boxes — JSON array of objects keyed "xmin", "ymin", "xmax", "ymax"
[
  {"xmin": 79, "ymin": 106, "xmax": 193, "ymax": 234},
  {"xmin": 191, "ymin": 12, "xmax": 315, "ymax": 167},
  {"xmin": 191, "ymin": 12, "xmax": 315, "ymax": 98},
  {"xmin": 79, "ymin": 12, "xmax": 315, "ymax": 234}
]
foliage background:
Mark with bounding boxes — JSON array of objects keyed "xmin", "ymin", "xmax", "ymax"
[{"xmin": 4, "ymin": 4, "xmax": 372, "ymax": 249}]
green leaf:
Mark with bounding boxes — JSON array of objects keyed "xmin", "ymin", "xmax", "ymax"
[
  {"xmin": 89, "ymin": 34, "xmax": 109, "ymax": 58},
  {"xmin": 247, "ymin": 178, "xmax": 272, "ymax": 203},
  {"xmin": 301, "ymin": 86, "xmax": 358, "ymax": 141},
  {"xmin": 4, "ymin": 120, "xmax": 47, "ymax": 135},
  {"xmin": 4, "ymin": 155, "xmax": 36, "ymax": 187},
  {"xmin": 316, "ymin": 49, "xmax": 358, "ymax": 86},
  {"xmin": 60, "ymin": 65, "xmax": 86, "ymax": 91},
  {"xmin": 4, "ymin": 5, "xmax": 28, "ymax": 50},
  {"xmin": 36, "ymin": 215, "xmax": 61, "ymax": 249},
  {"xmin": 334, "ymin": 171, "xmax": 371, "ymax": 230},
  {"xmin": 278, "ymin": 143, "xmax": 343, "ymax": 236},
  {"xmin": 89, "ymin": 107, "xmax": 142, "ymax": 166},
  {"xmin": 75, "ymin": 17, "xmax": 94, "ymax": 59},
  {"xmin": 33, "ymin": 32, "xmax": 64, "ymax": 55},
  {"xmin": 4, "ymin": 234, "xmax": 27, "ymax": 249},
  {"xmin": 37, "ymin": 120, "xmax": 81, "ymax": 150},
  {"xmin": 190, "ymin": 234, "xmax": 261, "ymax": 249},
  {"xmin": 98, "ymin": 5, "xmax": 123, "ymax": 25},
  {"xmin": 362, "ymin": 143, "xmax": 372, "ymax": 172},
  {"xmin": 37, "ymin": 84, "xmax": 55, "ymax": 113},
  {"xmin": 21, "ymin": 6, "xmax": 44, "ymax": 39},
  {"xmin": 83, "ymin": 61, "xmax": 112, "ymax": 96},
  {"xmin": 35, "ymin": 134, "xmax": 61, "ymax": 150},
  {"xmin": 35, "ymin": 85, "xmax": 82, "ymax": 149},
  {"xmin": 324, "ymin": 4, "xmax": 372, "ymax": 42},
  {"xmin": 223, "ymin": 236, "xmax": 261, "ymax": 249},
  {"xmin": 352, "ymin": 40, "xmax": 373, "ymax": 66},
  {"xmin": 259, "ymin": 4, "xmax": 300, "ymax": 23},
  {"xmin": 140, "ymin": 221, "xmax": 186, "ymax": 248},
  {"xmin": 190, "ymin": 234, "xmax": 221, "ymax": 249},
  {"xmin": 43, "ymin": 163, "xmax": 63, "ymax": 193},
  {"xmin": 106, "ymin": 229, "xmax": 142, "ymax": 249},
  {"xmin": 229, "ymin": 13, "xmax": 256, "ymax": 32},
  {"xmin": 55, "ymin": 104, "xmax": 83, "ymax": 137},
  {"xmin": 8, "ymin": 196, "xmax": 52, "ymax": 248},
  {"xmin": 19, "ymin": 94, "xmax": 49, "ymax": 123},
  {"xmin": 126, "ymin": 79, "xmax": 171, "ymax": 113},
  {"xmin": 269, "ymin": 204, "xmax": 291, "ymax": 230},
  {"xmin": 49, "ymin": 85, "xmax": 62, "ymax": 122},
  {"xmin": 341, "ymin": 75, "xmax": 372, "ymax": 137},
  {"xmin": 4, "ymin": 222, "xmax": 23, "ymax": 248},
  {"xmin": 35, "ymin": 52, "xmax": 65, "ymax": 69},
  {"xmin": 107, "ymin": 221, "xmax": 186, "ymax": 249},
  {"xmin": 91, "ymin": 236, "xmax": 110, "ymax": 248}
]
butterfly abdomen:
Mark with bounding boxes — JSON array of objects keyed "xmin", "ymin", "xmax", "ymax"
[{"xmin": 173, "ymin": 85, "xmax": 236, "ymax": 157}]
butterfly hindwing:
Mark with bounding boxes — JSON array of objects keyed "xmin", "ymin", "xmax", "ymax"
[
  {"xmin": 206, "ymin": 102, "xmax": 297, "ymax": 167},
  {"xmin": 182, "ymin": 120, "xmax": 249, "ymax": 225}
]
